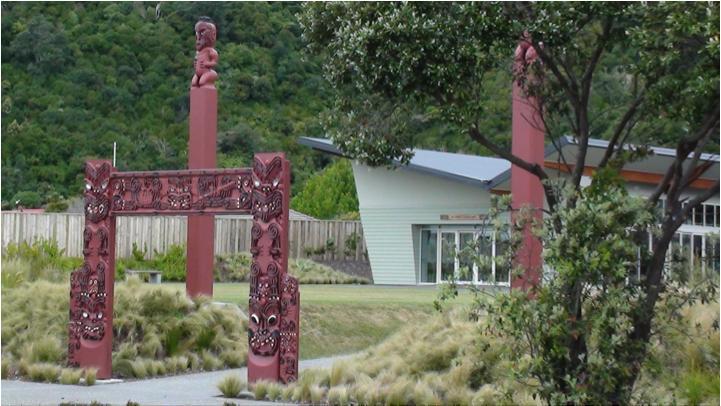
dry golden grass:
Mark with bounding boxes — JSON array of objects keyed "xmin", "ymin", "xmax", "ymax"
[
  {"xmin": 252, "ymin": 301, "xmax": 719, "ymax": 405},
  {"xmin": 1, "ymin": 278, "xmax": 248, "ymax": 382}
]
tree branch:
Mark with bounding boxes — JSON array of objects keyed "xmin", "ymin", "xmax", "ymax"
[
  {"xmin": 468, "ymin": 125, "xmax": 558, "ymax": 213},
  {"xmin": 673, "ymin": 181, "xmax": 720, "ymax": 229},
  {"xmin": 597, "ymin": 91, "xmax": 646, "ymax": 169},
  {"xmin": 662, "ymin": 109, "xmax": 720, "ymax": 205},
  {"xmin": 580, "ymin": 16, "xmax": 613, "ymax": 104},
  {"xmin": 529, "ymin": 38, "xmax": 580, "ymax": 105}
]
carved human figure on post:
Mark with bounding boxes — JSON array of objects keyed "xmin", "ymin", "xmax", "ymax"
[{"xmin": 191, "ymin": 17, "xmax": 218, "ymax": 88}]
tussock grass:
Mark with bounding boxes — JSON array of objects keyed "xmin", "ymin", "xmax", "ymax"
[
  {"xmin": 217, "ymin": 374, "xmax": 246, "ymax": 398},
  {"xmin": 84, "ymin": 368, "xmax": 97, "ymax": 386},
  {"xmin": 265, "ymin": 382, "xmax": 284, "ymax": 401},
  {"xmin": 639, "ymin": 302, "xmax": 721, "ymax": 405},
  {"xmin": 251, "ymin": 379, "xmax": 271, "ymax": 400},
  {"xmin": 255, "ymin": 302, "xmax": 719, "ymax": 405},
  {"xmin": 261, "ymin": 309, "xmax": 499, "ymax": 404},
  {"xmin": 1, "ymin": 279, "xmax": 248, "ymax": 382},
  {"xmin": 214, "ymin": 253, "xmax": 369, "ymax": 284},
  {"xmin": 59, "ymin": 368, "xmax": 83, "ymax": 385},
  {"xmin": 27, "ymin": 362, "xmax": 60, "ymax": 382},
  {"xmin": 290, "ymin": 259, "xmax": 369, "ymax": 284}
]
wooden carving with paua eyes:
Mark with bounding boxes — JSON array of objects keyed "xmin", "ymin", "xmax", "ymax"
[{"xmin": 248, "ymin": 153, "xmax": 298, "ymax": 384}]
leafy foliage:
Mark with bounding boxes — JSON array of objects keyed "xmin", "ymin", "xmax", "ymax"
[
  {"xmin": 291, "ymin": 159, "xmax": 358, "ymax": 219},
  {"xmin": 302, "ymin": 3, "xmax": 720, "ymax": 402}
]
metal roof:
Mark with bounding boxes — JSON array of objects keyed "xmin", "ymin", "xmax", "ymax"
[
  {"xmin": 299, "ymin": 135, "xmax": 720, "ymax": 191},
  {"xmin": 298, "ymin": 137, "xmax": 510, "ymax": 189}
]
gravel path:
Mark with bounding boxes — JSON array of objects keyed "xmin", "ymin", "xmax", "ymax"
[{"xmin": 0, "ymin": 354, "xmax": 356, "ymax": 406}]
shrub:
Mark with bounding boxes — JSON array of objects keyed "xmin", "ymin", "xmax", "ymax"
[
  {"xmin": 214, "ymin": 253, "xmax": 369, "ymax": 284},
  {"xmin": 265, "ymin": 382, "xmax": 283, "ymax": 401},
  {"xmin": 59, "ymin": 368, "xmax": 83, "ymax": 384},
  {"xmin": 27, "ymin": 336, "xmax": 64, "ymax": 363},
  {"xmin": 44, "ymin": 192, "xmax": 69, "ymax": 212},
  {"xmin": 11, "ymin": 191, "xmax": 42, "ymax": 208},
  {"xmin": 217, "ymin": 374, "xmax": 245, "ymax": 398},
  {"xmin": 2, "ymin": 280, "xmax": 248, "ymax": 382},
  {"xmin": 219, "ymin": 350, "xmax": 244, "ymax": 368},
  {"xmin": 214, "ymin": 252, "xmax": 252, "ymax": 282},
  {"xmin": 327, "ymin": 385, "xmax": 350, "ymax": 405},
  {"xmin": 2, "ymin": 238, "xmax": 81, "ymax": 283},
  {"xmin": 27, "ymin": 362, "xmax": 60, "ymax": 382},
  {"xmin": 1, "ymin": 259, "xmax": 27, "ymax": 288},
  {"xmin": 2, "ymin": 359, "xmax": 10, "ymax": 379},
  {"xmin": 130, "ymin": 360, "xmax": 148, "ymax": 379},
  {"xmin": 84, "ymin": 368, "xmax": 97, "ymax": 386},
  {"xmin": 252, "ymin": 379, "xmax": 271, "ymax": 400}
]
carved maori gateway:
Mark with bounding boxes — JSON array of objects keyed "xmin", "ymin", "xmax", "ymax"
[
  {"xmin": 69, "ymin": 17, "xmax": 298, "ymax": 384},
  {"xmin": 69, "ymin": 156, "xmax": 298, "ymax": 382}
]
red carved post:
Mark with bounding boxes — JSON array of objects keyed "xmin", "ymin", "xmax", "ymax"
[
  {"xmin": 69, "ymin": 160, "xmax": 116, "ymax": 379},
  {"xmin": 187, "ymin": 17, "xmax": 219, "ymax": 298},
  {"xmin": 248, "ymin": 152, "xmax": 299, "ymax": 384},
  {"xmin": 510, "ymin": 39, "xmax": 544, "ymax": 291}
]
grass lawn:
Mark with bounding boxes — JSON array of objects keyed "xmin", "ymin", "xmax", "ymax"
[{"xmin": 164, "ymin": 283, "xmax": 484, "ymax": 359}]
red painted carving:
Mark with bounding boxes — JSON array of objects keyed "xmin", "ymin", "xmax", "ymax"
[
  {"xmin": 109, "ymin": 169, "xmax": 252, "ymax": 215},
  {"xmin": 69, "ymin": 160, "xmax": 116, "ymax": 378},
  {"xmin": 70, "ymin": 21, "xmax": 297, "ymax": 384},
  {"xmin": 191, "ymin": 17, "xmax": 218, "ymax": 88},
  {"xmin": 248, "ymin": 153, "xmax": 298, "ymax": 384}
]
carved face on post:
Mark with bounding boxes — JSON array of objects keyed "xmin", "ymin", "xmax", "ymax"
[
  {"xmin": 195, "ymin": 20, "xmax": 216, "ymax": 51},
  {"xmin": 248, "ymin": 298, "xmax": 281, "ymax": 356},
  {"xmin": 84, "ymin": 162, "xmax": 111, "ymax": 223},
  {"xmin": 73, "ymin": 262, "xmax": 107, "ymax": 341}
]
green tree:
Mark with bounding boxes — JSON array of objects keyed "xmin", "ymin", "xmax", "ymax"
[
  {"xmin": 301, "ymin": 2, "xmax": 719, "ymax": 402},
  {"xmin": 291, "ymin": 159, "xmax": 358, "ymax": 219},
  {"xmin": 11, "ymin": 191, "xmax": 42, "ymax": 208}
]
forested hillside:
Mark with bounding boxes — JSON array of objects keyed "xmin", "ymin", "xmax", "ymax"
[{"xmin": 1, "ymin": 2, "xmax": 338, "ymax": 207}]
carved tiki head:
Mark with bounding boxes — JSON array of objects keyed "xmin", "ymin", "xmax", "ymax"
[
  {"xmin": 248, "ymin": 296, "xmax": 281, "ymax": 356},
  {"xmin": 195, "ymin": 18, "xmax": 217, "ymax": 51}
]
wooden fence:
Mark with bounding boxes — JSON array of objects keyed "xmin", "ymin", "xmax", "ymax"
[{"xmin": 1, "ymin": 212, "xmax": 366, "ymax": 260}]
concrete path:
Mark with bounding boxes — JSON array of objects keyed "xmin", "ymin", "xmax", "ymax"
[{"xmin": 1, "ymin": 355, "xmax": 356, "ymax": 406}]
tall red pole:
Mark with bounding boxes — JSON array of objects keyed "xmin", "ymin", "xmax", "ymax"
[
  {"xmin": 510, "ymin": 40, "xmax": 544, "ymax": 291},
  {"xmin": 187, "ymin": 18, "xmax": 219, "ymax": 297}
]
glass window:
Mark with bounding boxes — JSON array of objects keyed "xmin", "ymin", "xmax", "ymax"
[
  {"xmin": 704, "ymin": 205, "xmax": 714, "ymax": 227},
  {"xmin": 683, "ymin": 203, "xmax": 692, "ymax": 224},
  {"xmin": 680, "ymin": 233, "xmax": 692, "ymax": 265},
  {"xmin": 704, "ymin": 235, "xmax": 718, "ymax": 273},
  {"xmin": 458, "ymin": 232, "xmax": 475, "ymax": 282},
  {"xmin": 440, "ymin": 233, "xmax": 456, "ymax": 282},
  {"xmin": 477, "ymin": 229, "xmax": 493, "ymax": 283},
  {"xmin": 716, "ymin": 206, "xmax": 720, "ymax": 228},
  {"xmin": 420, "ymin": 230, "xmax": 437, "ymax": 283},
  {"xmin": 656, "ymin": 199, "xmax": 665, "ymax": 219},
  {"xmin": 694, "ymin": 206, "xmax": 704, "ymax": 225},
  {"xmin": 693, "ymin": 234, "xmax": 703, "ymax": 269}
]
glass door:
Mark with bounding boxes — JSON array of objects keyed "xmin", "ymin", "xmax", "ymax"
[
  {"xmin": 477, "ymin": 229, "xmax": 493, "ymax": 284},
  {"xmin": 440, "ymin": 232, "xmax": 457, "ymax": 282},
  {"xmin": 458, "ymin": 232, "xmax": 475, "ymax": 282},
  {"xmin": 419, "ymin": 230, "xmax": 438, "ymax": 283},
  {"xmin": 495, "ymin": 231, "xmax": 510, "ymax": 284}
]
